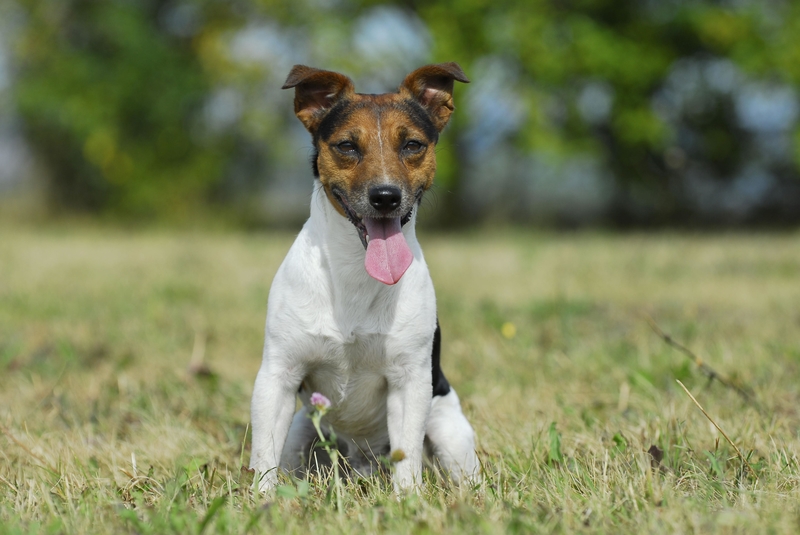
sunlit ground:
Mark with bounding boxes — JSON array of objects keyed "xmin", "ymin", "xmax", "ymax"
[{"xmin": 1, "ymin": 226, "xmax": 799, "ymax": 533}]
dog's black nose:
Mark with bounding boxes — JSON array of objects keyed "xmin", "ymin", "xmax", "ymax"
[{"xmin": 368, "ymin": 185, "xmax": 402, "ymax": 214}]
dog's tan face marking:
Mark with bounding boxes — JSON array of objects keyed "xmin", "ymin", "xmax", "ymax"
[
  {"xmin": 315, "ymin": 97, "xmax": 440, "ymax": 221},
  {"xmin": 283, "ymin": 63, "xmax": 469, "ymax": 244}
]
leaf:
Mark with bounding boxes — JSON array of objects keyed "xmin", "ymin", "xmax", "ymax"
[
  {"xmin": 296, "ymin": 479, "xmax": 310, "ymax": 498},
  {"xmin": 276, "ymin": 485, "xmax": 298, "ymax": 499},
  {"xmin": 184, "ymin": 458, "xmax": 207, "ymax": 477},
  {"xmin": 705, "ymin": 450, "xmax": 725, "ymax": 480},
  {"xmin": 198, "ymin": 496, "xmax": 226, "ymax": 535},
  {"xmin": 548, "ymin": 422, "xmax": 563, "ymax": 465},
  {"xmin": 118, "ymin": 509, "xmax": 145, "ymax": 531}
]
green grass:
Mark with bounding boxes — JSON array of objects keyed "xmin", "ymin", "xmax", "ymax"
[{"xmin": 1, "ymin": 226, "xmax": 800, "ymax": 533}]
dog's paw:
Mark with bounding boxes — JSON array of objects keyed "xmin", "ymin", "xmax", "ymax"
[
  {"xmin": 251, "ymin": 468, "xmax": 279, "ymax": 494},
  {"xmin": 392, "ymin": 459, "xmax": 424, "ymax": 496},
  {"xmin": 451, "ymin": 463, "xmax": 483, "ymax": 487}
]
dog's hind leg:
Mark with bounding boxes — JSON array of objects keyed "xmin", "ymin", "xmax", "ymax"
[
  {"xmin": 425, "ymin": 388, "xmax": 481, "ymax": 485},
  {"xmin": 281, "ymin": 407, "xmax": 353, "ymax": 480}
]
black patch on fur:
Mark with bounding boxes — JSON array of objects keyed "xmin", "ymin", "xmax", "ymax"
[
  {"xmin": 310, "ymin": 100, "xmax": 357, "ymax": 176},
  {"xmin": 315, "ymin": 100, "xmax": 357, "ymax": 143},
  {"xmin": 395, "ymin": 99, "xmax": 440, "ymax": 144},
  {"xmin": 310, "ymin": 148, "xmax": 319, "ymax": 177},
  {"xmin": 431, "ymin": 320, "xmax": 451, "ymax": 397}
]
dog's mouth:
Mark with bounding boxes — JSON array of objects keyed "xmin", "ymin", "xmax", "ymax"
[
  {"xmin": 331, "ymin": 188, "xmax": 421, "ymax": 285},
  {"xmin": 330, "ymin": 188, "xmax": 419, "ymax": 248}
]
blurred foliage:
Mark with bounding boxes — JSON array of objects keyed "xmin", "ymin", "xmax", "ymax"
[
  {"xmin": 406, "ymin": 0, "xmax": 800, "ymax": 223},
  {"xmin": 12, "ymin": 1, "xmax": 242, "ymax": 218},
  {"xmin": 8, "ymin": 0, "xmax": 800, "ymax": 223}
]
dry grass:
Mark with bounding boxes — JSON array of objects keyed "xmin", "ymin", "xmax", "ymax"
[{"xmin": 1, "ymin": 225, "xmax": 800, "ymax": 533}]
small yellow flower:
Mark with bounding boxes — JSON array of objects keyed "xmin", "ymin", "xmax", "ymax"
[{"xmin": 501, "ymin": 322, "xmax": 517, "ymax": 339}]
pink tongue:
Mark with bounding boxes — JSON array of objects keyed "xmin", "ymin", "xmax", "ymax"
[{"xmin": 363, "ymin": 217, "xmax": 413, "ymax": 285}]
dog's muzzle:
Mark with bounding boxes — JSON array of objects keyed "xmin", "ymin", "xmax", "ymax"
[{"xmin": 330, "ymin": 187, "xmax": 421, "ymax": 285}]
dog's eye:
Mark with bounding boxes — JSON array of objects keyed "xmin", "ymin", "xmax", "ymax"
[
  {"xmin": 403, "ymin": 140, "xmax": 424, "ymax": 153},
  {"xmin": 337, "ymin": 141, "xmax": 357, "ymax": 154}
]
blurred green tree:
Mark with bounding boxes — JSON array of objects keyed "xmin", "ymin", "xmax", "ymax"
[
  {"xmin": 9, "ymin": 0, "xmax": 800, "ymax": 224},
  {"xmin": 13, "ymin": 0, "xmax": 243, "ymax": 219}
]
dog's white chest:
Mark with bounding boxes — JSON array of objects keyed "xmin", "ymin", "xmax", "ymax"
[
  {"xmin": 301, "ymin": 331, "xmax": 392, "ymax": 439},
  {"xmin": 256, "ymin": 186, "xmax": 439, "ymax": 442}
]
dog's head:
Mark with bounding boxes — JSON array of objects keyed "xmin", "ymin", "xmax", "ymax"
[{"xmin": 283, "ymin": 63, "xmax": 469, "ymax": 285}]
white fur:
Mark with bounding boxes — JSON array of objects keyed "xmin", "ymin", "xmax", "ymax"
[{"xmin": 249, "ymin": 182, "xmax": 480, "ymax": 493}]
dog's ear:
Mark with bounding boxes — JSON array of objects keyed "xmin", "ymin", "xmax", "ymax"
[
  {"xmin": 282, "ymin": 65, "xmax": 355, "ymax": 134},
  {"xmin": 400, "ymin": 62, "xmax": 469, "ymax": 132}
]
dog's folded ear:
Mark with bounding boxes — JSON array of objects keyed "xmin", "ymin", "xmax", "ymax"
[
  {"xmin": 400, "ymin": 62, "xmax": 469, "ymax": 132},
  {"xmin": 283, "ymin": 65, "xmax": 355, "ymax": 133}
]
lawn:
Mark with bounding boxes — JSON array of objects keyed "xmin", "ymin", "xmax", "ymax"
[{"xmin": 1, "ymin": 226, "xmax": 799, "ymax": 533}]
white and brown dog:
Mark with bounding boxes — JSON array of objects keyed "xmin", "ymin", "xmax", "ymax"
[{"xmin": 249, "ymin": 63, "xmax": 480, "ymax": 492}]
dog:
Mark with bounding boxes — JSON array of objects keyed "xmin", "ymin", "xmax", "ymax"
[{"xmin": 249, "ymin": 62, "xmax": 480, "ymax": 493}]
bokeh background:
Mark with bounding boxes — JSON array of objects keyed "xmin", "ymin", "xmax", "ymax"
[
  {"xmin": 3, "ymin": 3, "xmax": 800, "ymax": 531},
  {"xmin": 2, "ymin": 0, "xmax": 800, "ymax": 228}
]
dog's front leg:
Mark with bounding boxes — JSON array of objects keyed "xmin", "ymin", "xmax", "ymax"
[
  {"xmin": 249, "ymin": 358, "xmax": 302, "ymax": 493},
  {"xmin": 386, "ymin": 361, "xmax": 433, "ymax": 492}
]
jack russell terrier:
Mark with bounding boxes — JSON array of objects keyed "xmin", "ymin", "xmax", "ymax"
[{"xmin": 249, "ymin": 62, "xmax": 480, "ymax": 492}]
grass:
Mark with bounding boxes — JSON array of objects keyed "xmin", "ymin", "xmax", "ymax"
[{"xmin": 1, "ymin": 225, "xmax": 800, "ymax": 533}]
